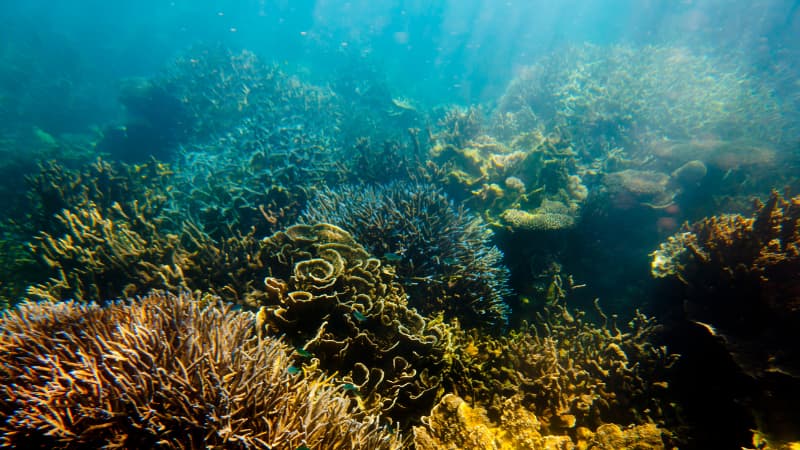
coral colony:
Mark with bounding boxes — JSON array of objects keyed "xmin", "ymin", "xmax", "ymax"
[{"xmin": 1, "ymin": 42, "xmax": 798, "ymax": 449}]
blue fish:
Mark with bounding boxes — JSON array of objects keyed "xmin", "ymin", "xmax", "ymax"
[
  {"xmin": 287, "ymin": 365, "xmax": 301, "ymax": 375},
  {"xmin": 383, "ymin": 252, "xmax": 403, "ymax": 262},
  {"xmin": 295, "ymin": 347, "xmax": 313, "ymax": 358},
  {"xmin": 342, "ymin": 383, "xmax": 361, "ymax": 395},
  {"xmin": 352, "ymin": 310, "xmax": 367, "ymax": 322}
]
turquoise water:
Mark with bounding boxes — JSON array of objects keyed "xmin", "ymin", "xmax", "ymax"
[{"xmin": 0, "ymin": 1, "xmax": 798, "ymax": 448}]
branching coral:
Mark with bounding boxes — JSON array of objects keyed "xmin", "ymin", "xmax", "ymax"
[
  {"xmin": 652, "ymin": 190, "xmax": 800, "ymax": 440},
  {"xmin": 301, "ymin": 182, "xmax": 511, "ymax": 329},
  {"xmin": 446, "ymin": 295, "xmax": 678, "ymax": 436},
  {"xmin": 22, "ymin": 158, "xmax": 174, "ymax": 237},
  {"xmin": 161, "ymin": 48, "xmax": 344, "ymax": 239},
  {"xmin": 0, "ymin": 291, "xmax": 403, "ymax": 449},
  {"xmin": 20, "ymin": 159, "xmax": 278, "ymax": 305},
  {"xmin": 494, "ymin": 43, "xmax": 795, "ymax": 155},
  {"xmin": 249, "ymin": 223, "xmax": 453, "ymax": 425}
]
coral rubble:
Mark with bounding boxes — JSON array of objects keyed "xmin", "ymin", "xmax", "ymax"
[{"xmin": 0, "ymin": 291, "xmax": 402, "ymax": 449}]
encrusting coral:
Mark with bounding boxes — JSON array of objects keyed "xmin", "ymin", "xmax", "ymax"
[
  {"xmin": 0, "ymin": 291, "xmax": 403, "ymax": 449},
  {"xmin": 302, "ymin": 182, "xmax": 511, "ymax": 330},
  {"xmin": 426, "ymin": 125, "xmax": 586, "ymax": 233},
  {"xmin": 412, "ymin": 394, "xmax": 666, "ymax": 450},
  {"xmin": 248, "ymin": 223, "xmax": 453, "ymax": 425}
]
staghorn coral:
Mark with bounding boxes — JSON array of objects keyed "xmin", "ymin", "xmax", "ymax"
[
  {"xmin": 159, "ymin": 45, "xmax": 337, "ymax": 141},
  {"xmin": 652, "ymin": 191, "xmax": 800, "ymax": 441},
  {"xmin": 18, "ymin": 158, "xmax": 280, "ymax": 305},
  {"xmin": 123, "ymin": 44, "xmax": 349, "ymax": 240},
  {"xmin": 301, "ymin": 182, "xmax": 511, "ymax": 329},
  {"xmin": 445, "ymin": 294, "xmax": 678, "ymax": 436},
  {"xmin": 494, "ymin": 43, "xmax": 795, "ymax": 157},
  {"xmin": 0, "ymin": 291, "xmax": 403, "ymax": 449},
  {"xmin": 27, "ymin": 202, "xmax": 189, "ymax": 302},
  {"xmin": 21, "ymin": 157, "xmax": 174, "ymax": 237},
  {"xmin": 412, "ymin": 394, "xmax": 666, "ymax": 450},
  {"xmin": 249, "ymin": 223, "xmax": 453, "ymax": 425}
]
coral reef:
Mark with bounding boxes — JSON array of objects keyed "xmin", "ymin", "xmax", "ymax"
[
  {"xmin": 652, "ymin": 191, "xmax": 800, "ymax": 441},
  {"xmin": 0, "ymin": 291, "xmax": 403, "ymax": 449},
  {"xmin": 446, "ymin": 295, "xmax": 678, "ymax": 435},
  {"xmin": 603, "ymin": 169, "xmax": 675, "ymax": 210},
  {"xmin": 19, "ymin": 159, "xmax": 276, "ymax": 305},
  {"xmin": 413, "ymin": 394, "xmax": 666, "ymax": 450},
  {"xmin": 162, "ymin": 49, "xmax": 344, "ymax": 239},
  {"xmin": 301, "ymin": 182, "xmax": 511, "ymax": 329},
  {"xmin": 426, "ymin": 126, "xmax": 586, "ymax": 232},
  {"xmin": 21, "ymin": 158, "xmax": 174, "ymax": 237},
  {"xmin": 159, "ymin": 45, "xmax": 337, "ymax": 141},
  {"xmin": 27, "ymin": 202, "xmax": 189, "ymax": 302},
  {"xmin": 248, "ymin": 223, "xmax": 453, "ymax": 425},
  {"xmin": 494, "ymin": 44, "xmax": 795, "ymax": 156}
]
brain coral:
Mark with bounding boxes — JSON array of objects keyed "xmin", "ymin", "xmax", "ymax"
[
  {"xmin": 0, "ymin": 291, "xmax": 402, "ymax": 449},
  {"xmin": 301, "ymin": 182, "xmax": 511, "ymax": 330}
]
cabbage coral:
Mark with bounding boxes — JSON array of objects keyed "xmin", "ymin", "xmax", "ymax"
[{"xmin": 0, "ymin": 292, "xmax": 402, "ymax": 449}]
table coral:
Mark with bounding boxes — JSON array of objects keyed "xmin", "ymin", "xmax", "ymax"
[{"xmin": 0, "ymin": 291, "xmax": 403, "ymax": 449}]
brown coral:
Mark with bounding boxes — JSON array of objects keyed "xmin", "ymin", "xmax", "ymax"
[
  {"xmin": 446, "ymin": 295, "xmax": 678, "ymax": 435},
  {"xmin": 0, "ymin": 291, "xmax": 403, "ymax": 449},
  {"xmin": 249, "ymin": 223, "xmax": 452, "ymax": 425},
  {"xmin": 652, "ymin": 191, "xmax": 800, "ymax": 440}
]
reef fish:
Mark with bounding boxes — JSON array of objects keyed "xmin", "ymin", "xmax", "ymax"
[{"xmin": 383, "ymin": 252, "xmax": 403, "ymax": 262}]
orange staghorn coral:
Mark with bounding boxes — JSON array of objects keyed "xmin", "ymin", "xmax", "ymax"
[{"xmin": 0, "ymin": 291, "xmax": 403, "ymax": 449}]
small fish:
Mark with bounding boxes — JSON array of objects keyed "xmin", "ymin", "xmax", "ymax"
[
  {"xmin": 442, "ymin": 257, "xmax": 459, "ymax": 265},
  {"xmin": 287, "ymin": 365, "xmax": 301, "ymax": 375},
  {"xmin": 352, "ymin": 310, "xmax": 367, "ymax": 322},
  {"xmin": 383, "ymin": 252, "xmax": 403, "ymax": 262},
  {"xmin": 295, "ymin": 347, "xmax": 313, "ymax": 359},
  {"xmin": 296, "ymin": 446, "xmax": 310, "ymax": 450},
  {"xmin": 342, "ymin": 383, "xmax": 361, "ymax": 395}
]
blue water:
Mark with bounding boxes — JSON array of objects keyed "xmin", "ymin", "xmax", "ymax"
[{"xmin": 1, "ymin": 1, "xmax": 799, "ymax": 448}]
